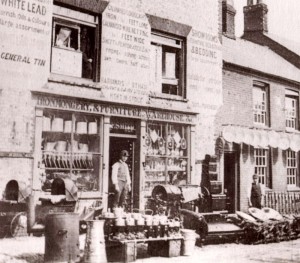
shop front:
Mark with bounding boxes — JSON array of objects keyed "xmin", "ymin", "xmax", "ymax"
[
  {"xmin": 32, "ymin": 93, "xmax": 196, "ymax": 211},
  {"xmin": 219, "ymin": 125, "xmax": 300, "ymax": 212}
]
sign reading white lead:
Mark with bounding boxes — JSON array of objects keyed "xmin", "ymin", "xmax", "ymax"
[{"xmin": 0, "ymin": 0, "xmax": 47, "ymax": 15}]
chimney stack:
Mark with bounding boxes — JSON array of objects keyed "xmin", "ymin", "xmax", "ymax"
[
  {"xmin": 222, "ymin": 0, "xmax": 236, "ymax": 39},
  {"xmin": 244, "ymin": 0, "xmax": 268, "ymax": 33}
]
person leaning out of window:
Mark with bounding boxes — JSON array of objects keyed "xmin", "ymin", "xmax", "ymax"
[{"xmin": 247, "ymin": 174, "xmax": 265, "ymax": 209}]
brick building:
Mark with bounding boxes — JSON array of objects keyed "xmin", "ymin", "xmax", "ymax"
[
  {"xmin": 219, "ymin": 0, "xmax": 300, "ymax": 212},
  {"xmin": 0, "ymin": 0, "xmax": 222, "ymax": 211}
]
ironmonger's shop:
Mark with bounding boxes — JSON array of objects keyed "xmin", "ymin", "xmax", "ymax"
[{"xmin": 33, "ymin": 94, "xmax": 195, "ymax": 211}]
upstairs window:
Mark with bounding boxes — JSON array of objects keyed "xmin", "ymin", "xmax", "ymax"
[
  {"xmin": 285, "ymin": 89, "xmax": 299, "ymax": 131},
  {"xmin": 51, "ymin": 5, "xmax": 98, "ymax": 79},
  {"xmin": 253, "ymin": 81, "xmax": 268, "ymax": 126},
  {"xmin": 151, "ymin": 33, "xmax": 185, "ymax": 97}
]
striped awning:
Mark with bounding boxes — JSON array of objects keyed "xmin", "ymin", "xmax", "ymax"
[{"xmin": 222, "ymin": 125, "xmax": 300, "ymax": 151}]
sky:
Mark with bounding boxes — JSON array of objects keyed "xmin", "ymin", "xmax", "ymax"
[{"xmin": 234, "ymin": 0, "xmax": 300, "ymax": 43}]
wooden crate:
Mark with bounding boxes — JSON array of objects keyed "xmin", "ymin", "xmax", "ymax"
[{"xmin": 148, "ymin": 239, "xmax": 181, "ymax": 257}]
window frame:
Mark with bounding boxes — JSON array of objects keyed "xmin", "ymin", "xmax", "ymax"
[
  {"xmin": 286, "ymin": 150, "xmax": 298, "ymax": 187},
  {"xmin": 151, "ymin": 31, "xmax": 186, "ymax": 98},
  {"xmin": 253, "ymin": 81, "xmax": 269, "ymax": 127},
  {"xmin": 254, "ymin": 148, "xmax": 271, "ymax": 188},
  {"xmin": 285, "ymin": 89, "xmax": 299, "ymax": 131},
  {"xmin": 51, "ymin": 5, "xmax": 99, "ymax": 80}
]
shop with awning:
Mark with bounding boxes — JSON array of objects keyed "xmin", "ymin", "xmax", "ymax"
[{"xmin": 221, "ymin": 125, "xmax": 300, "ymax": 151}]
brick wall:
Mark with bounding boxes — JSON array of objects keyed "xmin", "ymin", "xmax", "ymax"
[
  {"xmin": 215, "ymin": 69, "xmax": 253, "ymax": 134},
  {"xmin": 0, "ymin": 158, "xmax": 33, "ymax": 199},
  {"xmin": 218, "ymin": 67, "xmax": 298, "ymax": 211},
  {"xmin": 216, "ymin": 67, "xmax": 292, "ymax": 132}
]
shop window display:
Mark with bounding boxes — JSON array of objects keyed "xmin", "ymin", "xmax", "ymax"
[
  {"xmin": 143, "ymin": 122, "xmax": 189, "ymax": 197},
  {"xmin": 40, "ymin": 110, "xmax": 101, "ymax": 193}
]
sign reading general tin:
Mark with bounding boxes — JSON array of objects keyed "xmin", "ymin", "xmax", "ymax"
[
  {"xmin": 0, "ymin": 0, "xmax": 53, "ymax": 151},
  {"xmin": 0, "ymin": 0, "xmax": 53, "ymax": 86}
]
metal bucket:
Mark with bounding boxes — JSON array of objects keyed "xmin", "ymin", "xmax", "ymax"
[
  {"xmin": 84, "ymin": 220, "xmax": 107, "ymax": 263},
  {"xmin": 181, "ymin": 229, "xmax": 196, "ymax": 256},
  {"xmin": 44, "ymin": 213, "xmax": 80, "ymax": 263}
]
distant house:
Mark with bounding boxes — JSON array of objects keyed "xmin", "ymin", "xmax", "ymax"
[{"xmin": 217, "ymin": 0, "xmax": 300, "ymax": 212}]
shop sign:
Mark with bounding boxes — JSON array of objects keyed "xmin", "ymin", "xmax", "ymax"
[
  {"xmin": 187, "ymin": 29, "xmax": 222, "ymax": 115},
  {"xmin": 110, "ymin": 118, "xmax": 137, "ymax": 135},
  {"xmin": 187, "ymin": 29, "xmax": 222, "ymax": 159},
  {"xmin": 35, "ymin": 95, "xmax": 195, "ymax": 124},
  {"xmin": 0, "ymin": 0, "xmax": 53, "ymax": 151},
  {"xmin": 100, "ymin": 3, "xmax": 151, "ymax": 106},
  {"xmin": 0, "ymin": 0, "xmax": 53, "ymax": 85}
]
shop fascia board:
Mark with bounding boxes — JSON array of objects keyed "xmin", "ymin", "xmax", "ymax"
[{"xmin": 31, "ymin": 91, "xmax": 199, "ymax": 124}]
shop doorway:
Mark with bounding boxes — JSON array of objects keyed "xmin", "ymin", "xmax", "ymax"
[
  {"xmin": 224, "ymin": 152, "xmax": 238, "ymax": 213},
  {"xmin": 108, "ymin": 137, "xmax": 136, "ymax": 211}
]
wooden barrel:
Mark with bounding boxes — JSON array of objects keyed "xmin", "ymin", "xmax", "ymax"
[{"xmin": 44, "ymin": 213, "xmax": 80, "ymax": 263}]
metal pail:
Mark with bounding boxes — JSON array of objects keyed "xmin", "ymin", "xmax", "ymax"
[
  {"xmin": 44, "ymin": 213, "xmax": 80, "ymax": 263},
  {"xmin": 84, "ymin": 220, "xmax": 107, "ymax": 263}
]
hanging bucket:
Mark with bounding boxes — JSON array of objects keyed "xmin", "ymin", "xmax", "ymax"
[
  {"xmin": 43, "ymin": 116, "xmax": 51, "ymax": 131},
  {"xmin": 88, "ymin": 122, "xmax": 97, "ymax": 134},
  {"xmin": 44, "ymin": 213, "xmax": 80, "ymax": 263},
  {"xmin": 180, "ymin": 229, "xmax": 197, "ymax": 256},
  {"xmin": 84, "ymin": 220, "xmax": 107, "ymax": 263}
]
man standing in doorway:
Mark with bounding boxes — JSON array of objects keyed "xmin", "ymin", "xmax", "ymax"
[
  {"xmin": 111, "ymin": 150, "xmax": 131, "ymax": 208},
  {"xmin": 248, "ymin": 174, "xmax": 265, "ymax": 209}
]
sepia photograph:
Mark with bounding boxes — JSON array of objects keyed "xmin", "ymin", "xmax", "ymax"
[{"xmin": 0, "ymin": 0, "xmax": 300, "ymax": 262}]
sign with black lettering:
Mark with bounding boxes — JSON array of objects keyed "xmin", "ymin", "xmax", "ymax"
[
  {"xmin": 0, "ymin": 0, "xmax": 53, "ymax": 151},
  {"xmin": 187, "ymin": 29, "xmax": 222, "ymax": 159},
  {"xmin": 0, "ymin": 0, "xmax": 52, "ymax": 81},
  {"xmin": 100, "ymin": 3, "xmax": 151, "ymax": 105}
]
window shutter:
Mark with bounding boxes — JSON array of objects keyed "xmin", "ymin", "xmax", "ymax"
[
  {"xmin": 297, "ymin": 153, "xmax": 300, "ymax": 187},
  {"xmin": 150, "ymin": 44, "xmax": 162, "ymax": 93}
]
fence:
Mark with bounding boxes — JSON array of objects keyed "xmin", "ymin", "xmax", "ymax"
[{"xmin": 264, "ymin": 192, "xmax": 300, "ymax": 215}]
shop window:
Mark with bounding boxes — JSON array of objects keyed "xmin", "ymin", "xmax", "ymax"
[
  {"xmin": 41, "ymin": 110, "xmax": 102, "ymax": 193},
  {"xmin": 287, "ymin": 150, "xmax": 297, "ymax": 187},
  {"xmin": 143, "ymin": 122, "xmax": 189, "ymax": 197},
  {"xmin": 285, "ymin": 90, "xmax": 299, "ymax": 131},
  {"xmin": 254, "ymin": 148, "xmax": 271, "ymax": 188},
  {"xmin": 51, "ymin": 6, "xmax": 97, "ymax": 79},
  {"xmin": 151, "ymin": 33, "xmax": 185, "ymax": 97},
  {"xmin": 253, "ymin": 81, "xmax": 269, "ymax": 126}
]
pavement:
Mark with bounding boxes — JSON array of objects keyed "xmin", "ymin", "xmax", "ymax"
[{"xmin": 1, "ymin": 235, "xmax": 300, "ymax": 263}]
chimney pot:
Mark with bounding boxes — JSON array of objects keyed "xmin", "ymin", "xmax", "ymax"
[
  {"xmin": 244, "ymin": 2, "xmax": 268, "ymax": 33},
  {"xmin": 222, "ymin": 0, "xmax": 236, "ymax": 39}
]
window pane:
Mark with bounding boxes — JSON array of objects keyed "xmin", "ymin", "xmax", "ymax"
[
  {"xmin": 285, "ymin": 96, "xmax": 298, "ymax": 130},
  {"xmin": 287, "ymin": 150, "xmax": 297, "ymax": 186},
  {"xmin": 253, "ymin": 85, "xmax": 267, "ymax": 125},
  {"xmin": 254, "ymin": 148, "xmax": 269, "ymax": 187}
]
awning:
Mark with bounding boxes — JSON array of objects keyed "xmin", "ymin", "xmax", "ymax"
[{"xmin": 222, "ymin": 125, "xmax": 300, "ymax": 151}]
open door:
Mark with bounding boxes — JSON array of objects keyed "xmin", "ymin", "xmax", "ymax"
[
  {"xmin": 108, "ymin": 137, "xmax": 135, "ymax": 211},
  {"xmin": 224, "ymin": 152, "xmax": 238, "ymax": 213}
]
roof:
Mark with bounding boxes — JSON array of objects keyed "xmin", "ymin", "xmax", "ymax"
[
  {"xmin": 223, "ymin": 36, "xmax": 300, "ymax": 83},
  {"xmin": 266, "ymin": 33, "xmax": 300, "ymax": 57}
]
